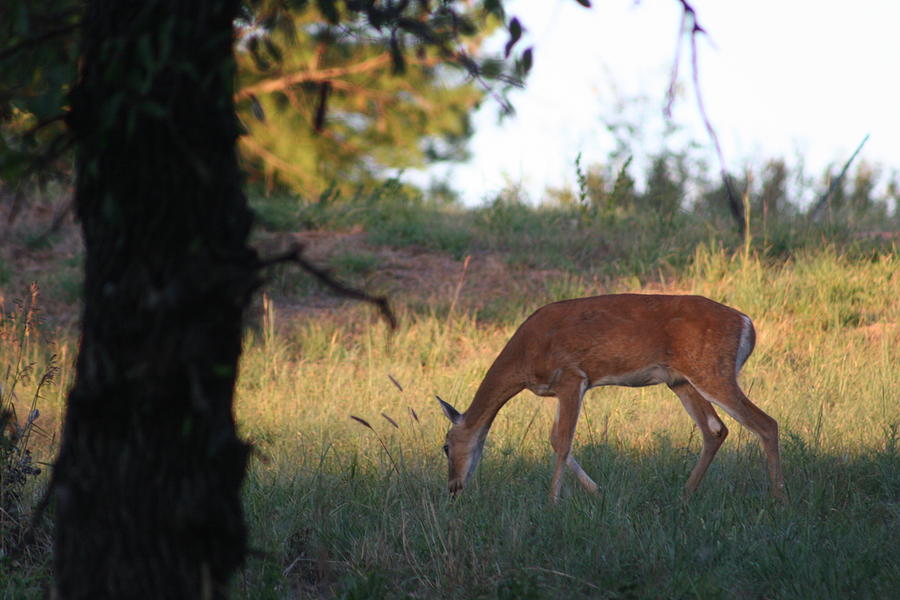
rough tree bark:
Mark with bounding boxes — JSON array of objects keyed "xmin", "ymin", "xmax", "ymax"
[{"xmin": 54, "ymin": 0, "xmax": 256, "ymax": 596}]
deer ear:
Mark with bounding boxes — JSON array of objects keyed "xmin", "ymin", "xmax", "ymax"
[{"xmin": 436, "ymin": 396, "xmax": 463, "ymax": 425}]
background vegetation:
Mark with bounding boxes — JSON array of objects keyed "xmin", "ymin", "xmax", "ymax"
[
  {"xmin": 1, "ymin": 0, "xmax": 897, "ymax": 596},
  {"xmin": 233, "ymin": 246, "xmax": 898, "ymax": 599},
  {"xmin": 2, "ymin": 186, "xmax": 897, "ymax": 596}
]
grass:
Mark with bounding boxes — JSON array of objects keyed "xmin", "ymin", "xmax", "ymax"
[
  {"xmin": 229, "ymin": 247, "xmax": 899, "ymax": 598},
  {"xmin": 249, "ymin": 179, "xmax": 899, "ymax": 286},
  {"xmin": 1, "ymin": 233, "xmax": 897, "ymax": 597},
  {"xmin": 1, "ymin": 285, "xmax": 68, "ymax": 595}
]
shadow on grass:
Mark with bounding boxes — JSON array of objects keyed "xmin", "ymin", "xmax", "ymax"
[{"xmin": 240, "ymin": 432, "xmax": 899, "ymax": 599}]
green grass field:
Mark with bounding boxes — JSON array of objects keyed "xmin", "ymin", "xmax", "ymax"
[
  {"xmin": 229, "ymin": 248, "xmax": 899, "ymax": 599},
  {"xmin": 2, "ymin": 227, "xmax": 898, "ymax": 598}
]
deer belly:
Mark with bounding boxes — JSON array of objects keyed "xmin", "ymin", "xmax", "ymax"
[{"xmin": 591, "ymin": 365, "xmax": 674, "ymax": 388}]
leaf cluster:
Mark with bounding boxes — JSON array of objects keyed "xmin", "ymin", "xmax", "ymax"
[
  {"xmin": 0, "ymin": 0, "xmax": 80, "ymax": 183},
  {"xmin": 237, "ymin": 0, "xmax": 538, "ymax": 195}
]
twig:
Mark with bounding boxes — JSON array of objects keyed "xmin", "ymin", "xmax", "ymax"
[
  {"xmin": 808, "ymin": 134, "xmax": 870, "ymax": 222},
  {"xmin": 666, "ymin": 0, "xmax": 744, "ymax": 235},
  {"xmin": 261, "ymin": 243, "xmax": 397, "ymax": 329},
  {"xmin": 236, "ymin": 53, "xmax": 395, "ymax": 99},
  {"xmin": 235, "ymin": 52, "xmax": 443, "ymax": 100}
]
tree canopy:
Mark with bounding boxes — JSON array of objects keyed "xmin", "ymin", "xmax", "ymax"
[
  {"xmin": 0, "ymin": 0, "xmax": 79, "ymax": 186},
  {"xmin": 234, "ymin": 4, "xmax": 502, "ymax": 195},
  {"xmin": 1, "ymin": 0, "xmax": 533, "ymax": 202}
]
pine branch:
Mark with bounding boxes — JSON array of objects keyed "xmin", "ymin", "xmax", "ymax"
[
  {"xmin": 237, "ymin": 53, "xmax": 391, "ymax": 100},
  {"xmin": 235, "ymin": 52, "xmax": 443, "ymax": 100}
]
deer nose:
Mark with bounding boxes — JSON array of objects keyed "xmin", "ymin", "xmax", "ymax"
[{"xmin": 448, "ymin": 480, "xmax": 463, "ymax": 499}]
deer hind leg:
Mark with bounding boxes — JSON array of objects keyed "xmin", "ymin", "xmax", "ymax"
[
  {"xmin": 687, "ymin": 374, "xmax": 786, "ymax": 502},
  {"xmin": 669, "ymin": 382, "xmax": 728, "ymax": 497},
  {"xmin": 549, "ymin": 378, "xmax": 598, "ymax": 502}
]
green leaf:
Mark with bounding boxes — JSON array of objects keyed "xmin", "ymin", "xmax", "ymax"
[
  {"xmin": 480, "ymin": 58, "xmax": 503, "ymax": 80},
  {"xmin": 521, "ymin": 46, "xmax": 533, "ymax": 76},
  {"xmin": 509, "ymin": 17, "xmax": 522, "ymax": 39},
  {"xmin": 233, "ymin": 0, "xmax": 491, "ymax": 197}
]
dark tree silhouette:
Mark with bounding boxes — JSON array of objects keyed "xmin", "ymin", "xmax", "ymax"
[{"xmin": 54, "ymin": 0, "xmax": 256, "ymax": 596}]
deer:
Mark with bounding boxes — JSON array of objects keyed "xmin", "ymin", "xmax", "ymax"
[{"xmin": 438, "ymin": 294, "xmax": 786, "ymax": 503}]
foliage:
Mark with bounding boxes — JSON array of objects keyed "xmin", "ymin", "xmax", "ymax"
[
  {"xmin": 246, "ymin": 150, "xmax": 898, "ymax": 288},
  {"xmin": 1, "ymin": 197, "xmax": 899, "ymax": 596},
  {"xmin": 547, "ymin": 147, "xmax": 898, "ymax": 238},
  {"xmin": 235, "ymin": 5, "xmax": 494, "ymax": 196},
  {"xmin": 227, "ymin": 247, "xmax": 898, "ymax": 599},
  {"xmin": 252, "ymin": 177, "xmax": 475, "ymax": 257},
  {"xmin": 1, "ymin": 284, "xmax": 54, "ymax": 565},
  {"xmin": 0, "ymin": 0, "xmax": 80, "ymax": 185},
  {"xmin": 233, "ymin": 0, "xmax": 534, "ymax": 196},
  {"xmin": 1, "ymin": 0, "xmax": 535, "ymax": 201}
]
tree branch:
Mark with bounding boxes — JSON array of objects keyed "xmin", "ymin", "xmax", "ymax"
[
  {"xmin": 236, "ymin": 53, "xmax": 396, "ymax": 100},
  {"xmin": 665, "ymin": 0, "xmax": 744, "ymax": 234},
  {"xmin": 261, "ymin": 243, "xmax": 397, "ymax": 329},
  {"xmin": 235, "ymin": 52, "xmax": 445, "ymax": 101},
  {"xmin": 238, "ymin": 135, "xmax": 312, "ymax": 184}
]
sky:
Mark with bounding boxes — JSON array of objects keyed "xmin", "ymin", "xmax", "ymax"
[{"xmin": 408, "ymin": 0, "xmax": 900, "ymax": 207}]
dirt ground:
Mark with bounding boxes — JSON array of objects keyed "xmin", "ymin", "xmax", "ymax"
[{"xmin": 1, "ymin": 196, "xmax": 569, "ymax": 330}]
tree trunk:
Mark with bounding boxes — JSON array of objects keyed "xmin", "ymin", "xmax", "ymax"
[{"xmin": 54, "ymin": 0, "xmax": 256, "ymax": 596}]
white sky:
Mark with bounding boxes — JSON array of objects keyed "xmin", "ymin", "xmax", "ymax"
[{"xmin": 408, "ymin": 0, "xmax": 900, "ymax": 206}]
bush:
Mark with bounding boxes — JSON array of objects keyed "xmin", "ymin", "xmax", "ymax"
[{"xmin": 1, "ymin": 284, "xmax": 55, "ymax": 562}]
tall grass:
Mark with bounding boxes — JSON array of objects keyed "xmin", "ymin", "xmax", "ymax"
[
  {"xmin": 0, "ymin": 246, "xmax": 895, "ymax": 598},
  {"xmin": 234, "ymin": 248, "xmax": 899, "ymax": 598},
  {"xmin": 1, "ymin": 284, "xmax": 68, "ymax": 596}
]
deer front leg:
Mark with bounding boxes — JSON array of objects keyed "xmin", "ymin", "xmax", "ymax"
[{"xmin": 549, "ymin": 379, "xmax": 596, "ymax": 502}]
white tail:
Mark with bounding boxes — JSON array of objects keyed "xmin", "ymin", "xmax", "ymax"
[{"xmin": 438, "ymin": 294, "xmax": 786, "ymax": 503}]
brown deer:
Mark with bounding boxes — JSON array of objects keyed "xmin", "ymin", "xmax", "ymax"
[{"xmin": 438, "ymin": 294, "xmax": 786, "ymax": 502}]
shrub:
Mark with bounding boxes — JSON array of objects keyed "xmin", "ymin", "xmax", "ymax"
[{"xmin": 1, "ymin": 284, "xmax": 55, "ymax": 561}]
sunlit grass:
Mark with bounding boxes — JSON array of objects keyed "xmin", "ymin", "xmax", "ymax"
[
  {"xmin": 1, "ymin": 247, "xmax": 896, "ymax": 598},
  {"xmin": 233, "ymin": 248, "xmax": 899, "ymax": 598}
]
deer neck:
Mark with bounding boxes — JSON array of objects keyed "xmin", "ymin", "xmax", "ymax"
[{"xmin": 461, "ymin": 368, "xmax": 522, "ymax": 436}]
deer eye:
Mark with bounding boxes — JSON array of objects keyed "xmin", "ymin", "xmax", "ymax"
[{"xmin": 442, "ymin": 444, "xmax": 449, "ymax": 456}]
